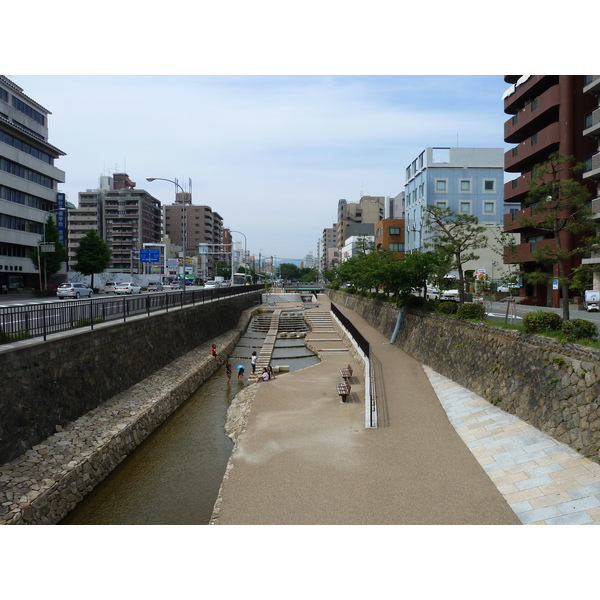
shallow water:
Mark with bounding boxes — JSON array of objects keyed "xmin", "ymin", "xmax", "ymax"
[{"xmin": 60, "ymin": 321, "xmax": 319, "ymax": 525}]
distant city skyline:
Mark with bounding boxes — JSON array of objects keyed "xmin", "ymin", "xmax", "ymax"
[{"xmin": 10, "ymin": 75, "xmax": 511, "ymax": 259}]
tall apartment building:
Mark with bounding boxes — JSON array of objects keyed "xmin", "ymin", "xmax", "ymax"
[
  {"xmin": 66, "ymin": 175, "xmax": 111, "ymax": 269},
  {"xmin": 67, "ymin": 173, "xmax": 162, "ymax": 274},
  {"xmin": 164, "ymin": 193, "xmax": 223, "ymax": 280},
  {"xmin": 320, "ymin": 225, "xmax": 338, "ymax": 272},
  {"xmin": 502, "ymin": 75, "xmax": 597, "ymax": 306},
  {"xmin": 385, "ymin": 192, "xmax": 404, "ymax": 220},
  {"xmin": 337, "ymin": 196, "xmax": 385, "ymax": 250},
  {"xmin": 404, "ymin": 147, "xmax": 508, "ymax": 253},
  {"xmin": 582, "ymin": 75, "xmax": 600, "ymax": 290},
  {"xmin": 0, "ymin": 75, "xmax": 66, "ymax": 290}
]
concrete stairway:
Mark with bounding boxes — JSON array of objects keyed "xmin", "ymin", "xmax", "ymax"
[{"xmin": 251, "ymin": 309, "xmax": 281, "ymax": 380}]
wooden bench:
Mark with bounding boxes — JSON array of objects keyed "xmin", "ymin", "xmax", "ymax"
[
  {"xmin": 340, "ymin": 368, "xmax": 351, "ymax": 383},
  {"xmin": 340, "ymin": 364, "xmax": 353, "ymax": 383},
  {"xmin": 336, "ymin": 382, "xmax": 351, "ymax": 403}
]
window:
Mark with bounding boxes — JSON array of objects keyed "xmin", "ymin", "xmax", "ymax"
[
  {"xmin": 376, "ymin": 227, "xmax": 382, "ymax": 237},
  {"xmin": 484, "ymin": 179, "xmax": 495, "ymax": 192},
  {"xmin": 460, "ymin": 201, "xmax": 471, "ymax": 214},
  {"xmin": 512, "ymin": 147, "xmax": 518, "ymax": 157},
  {"xmin": 531, "ymin": 133, "xmax": 538, "ymax": 146},
  {"xmin": 389, "ymin": 243, "xmax": 404, "ymax": 252},
  {"xmin": 585, "ymin": 112, "xmax": 593, "ymax": 129},
  {"xmin": 460, "ymin": 179, "xmax": 471, "ymax": 192},
  {"xmin": 389, "ymin": 227, "xmax": 400, "ymax": 235},
  {"xmin": 435, "ymin": 179, "xmax": 447, "ymax": 192},
  {"xmin": 484, "ymin": 201, "xmax": 495, "ymax": 214},
  {"xmin": 435, "ymin": 200, "xmax": 447, "ymax": 210}
]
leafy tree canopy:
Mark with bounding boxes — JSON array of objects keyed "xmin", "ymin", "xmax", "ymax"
[{"xmin": 72, "ymin": 230, "xmax": 112, "ymax": 289}]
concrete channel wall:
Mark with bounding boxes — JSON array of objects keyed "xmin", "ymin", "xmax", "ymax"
[
  {"xmin": 327, "ymin": 290, "xmax": 600, "ymax": 463},
  {"xmin": 0, "ymin": 302, "xmax": 259, "ymax": 524},
  {"xmin": 0, "ymin": 292, "xmax": 261, "ymax": 464}
]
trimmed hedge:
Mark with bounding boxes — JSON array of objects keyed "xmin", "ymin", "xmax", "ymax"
[
  {"xmin": 456, "ymin": 302, "xmax": 486, "ymax": 320},
  {"xmin": 523, "ymin": 310, "xmax": 562, "ymax": 334},
  {"xmin": 562, "ymin": 318, "xmax": 598, "ymax": 342},
  {"xmin": 437, "ymin": 301, "xmax": 459, "ymax": 314}
]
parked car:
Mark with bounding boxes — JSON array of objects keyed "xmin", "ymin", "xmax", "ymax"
[
  {"xmin": 57, "ymin": 283, "xmax": 94, "ymax": 299},
  {"xmin": 170, "ymin": 280, "xmax": 183, "ymax": 289},
  {"xmin": 584, "ymin": 290, "xmax": 600, "ymax": 312},
  {"xmin": 426, "ymin": 288, "xmax": 439, "ymax": 300},
  {"xmin": 497, "ymin": 284, "xmax": 518, "ymax": 293},
  {"xmin": 103, "ymin": 281, "xmax": 118, "ymax": 293},
  {"xmin": 440, "ymin": 289, "xmax": 459, "ymax": 302},
  {"xmin": 114, "ymin": 282, "xmax": 142, "ymax": 294},
  {"xmin": 147, "ymin": 281, "xmax": 163, "ymax": 292}
]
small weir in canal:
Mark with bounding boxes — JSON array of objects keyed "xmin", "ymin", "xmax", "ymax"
[{"xmin": 61, "ymin": 307, "xmax": 320, "ymax": 525}]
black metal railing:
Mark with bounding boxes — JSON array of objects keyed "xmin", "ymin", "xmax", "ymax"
[
  {"xmin": 330, "ymin": 302, "xmax": 377, "ymax": 427},
  {"xmin": 0, "ymin": 285, "xmax": 263, "ymax": 344},
  {"xmin": 330, "ymin": 302, "xmax": 369, "ymax": 358}
]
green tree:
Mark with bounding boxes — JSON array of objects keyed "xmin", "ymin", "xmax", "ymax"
[
  {"xmin": 424, "ymin": 205, "xmax": 488, "ymax": 304},
  {"xmin": 215, "ymin": 261, "xmax": 231, "ymax": 279},
  {"xmin": 279, "ymin": 263, "xmax": 301, "ymax": 281},
  {"xmin": 30, "ymin": 215, "xmax": 68, "ymax": 289},
  {"xmin": 519, "ymin": 152, "xmax": 598, "ymax": 320},
  {"xmin": 401, "ymin": 250, "xmax": 451, "ymax": 299},
  {"xmin": 72, "ymin": 230, "xmax": 112, "ymax": 289}
]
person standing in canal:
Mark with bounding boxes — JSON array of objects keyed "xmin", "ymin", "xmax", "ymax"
[
  {"xmin": 211, "ymin": 344, "xmax": 221, "ymax": 365},
  {"xmin": 237, "ymin": 364, "xmax": 245, "ymax": 381},
  {"xmin": 225, "ymin": 360, "xmax": 232, "ymax": 382},
  {"xmin": 251, "ymin": 351, "xmax": 257, "ymax": 375}
]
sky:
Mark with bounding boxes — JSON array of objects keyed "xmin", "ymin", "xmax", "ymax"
[
  {"xmin": 5, "ymin": 3, "xmax": 595, "ymax": 264},
  {"xmin": 8, "ymin": 74, "xmax": 511, "ymax": 261}
]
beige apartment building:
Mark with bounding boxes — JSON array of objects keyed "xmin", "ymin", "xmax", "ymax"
[{"xmin": 336, "ymin": 196, "xmax": 385, "ymax": 250}]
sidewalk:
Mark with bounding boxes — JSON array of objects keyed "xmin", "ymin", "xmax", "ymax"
[{"xmin": 212, "ymin": 295, "xmax": 521, "ymax": 525}]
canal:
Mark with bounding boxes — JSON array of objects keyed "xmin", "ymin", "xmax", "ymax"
[{"xmin": 60, "ymin": 312, "xmax": 318, "ymax": 524}]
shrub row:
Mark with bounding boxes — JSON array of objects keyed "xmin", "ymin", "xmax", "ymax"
[{"xmin": 522, "ymin": 310, "xmax": 597, "ymax": 341}]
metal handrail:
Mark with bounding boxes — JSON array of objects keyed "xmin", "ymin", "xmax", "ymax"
[{"xmin": 0, "ymin": 285, "xmax": 263, "ymax": 344}]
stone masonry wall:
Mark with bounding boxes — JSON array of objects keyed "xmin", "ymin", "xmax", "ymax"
[
  {"xmin": 327, "ymin": 290, "xmax": 600, "ymax": 462},
  {"xmin": 0, "ymin": 292, "xmax": 261, "ymax": 464}
]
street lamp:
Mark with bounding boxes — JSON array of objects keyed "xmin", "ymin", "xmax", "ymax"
[
  {"xmin": 229, "ymin": 230, "xmax": 247, "ymax": 285},
  {"xmin": 146, "ymin": 177, "xmax": 190, "ymax": 290}
]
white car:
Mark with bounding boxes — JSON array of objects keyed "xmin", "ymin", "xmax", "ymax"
[
  {"xmin": 114, "ymin": 282, "xmax": 142, "ymax": 294},
  {"xmin": 103, "ymin": 281, "xmax": 118, "ymax": 293},
  {"xmin": 204, "ymin": 280, "xmax": 219, "ymax": 289},
  {"xmin": 441, "ymin": 289, "xmax": 460, "ymax": 302},
  {"xmin": 57, "ymin": 282, "xmax": 94, "ymax": 299}
]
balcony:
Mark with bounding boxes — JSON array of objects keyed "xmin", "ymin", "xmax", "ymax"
[
  {"xmin": 504, "ymin": 85, "xmax": 560, "ymax": 143},
  {"xmin": 504, "ymin": 172, "xmax": 532, "ymax": 203},
  {"xmin": 583, "ymin": 76, "xmax": 600, "ymax": 94},
  {"xmin": 584, "ymin": 152, "xmax": 600, "ymax": 181},
  {"xmin": 504, "ymin": 204, "xmax": 574, "ymax": 233},
  {"xmin": 504, "ymin": 76, "xmax": 558, "ymax": 114},
  {"xmin": 507, "ymin": 238, "xmax": 557, "ymax": 263},
  {"xmin": 583, "ymin": 107, "xmax": 600, "ymax": 138},
  {"xmin": 504, "ymin": 121, "xmax": 560, "ymax": 173}
]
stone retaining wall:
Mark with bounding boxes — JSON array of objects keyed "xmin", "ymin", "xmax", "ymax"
[
  {"xmin": 327, "ymin": 290, "xmax": 600, "ymax": 462},
  {"xmin": 0, "ymin": 308, "xmax": 256, "ymax": 525},
  {"xmin": 0, "ymin": 292, "xmax": 260, "ymax": 464}
]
